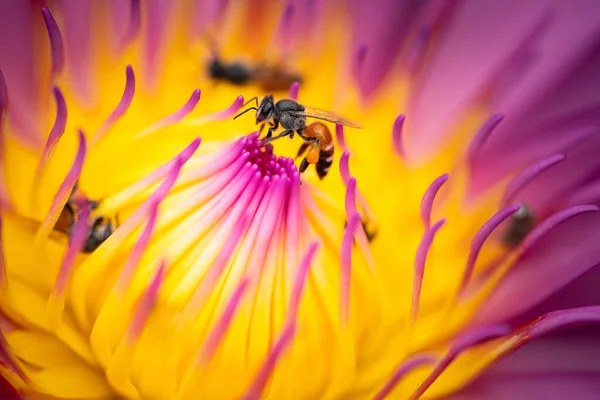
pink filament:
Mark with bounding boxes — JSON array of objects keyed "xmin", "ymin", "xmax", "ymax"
[
  {"xmin": 37, "ymin": 130, "xmax": 86, "ymax": 240},
  {"xmin": 41, "ymin": 7, "xmax": 65, "ymax": 77},
  {"xmin": 212, "ymin": 95, "xmax": 245, "ymax": 120},
  {"xmin": 288, "ymin": 81, "xmax": 300, "ymax": 101},
  {"xmin": 466, "ymin": 114, "xmax": 504, "ymax": 164},
  {"xmin": 135, "ymin": 89, "xmax": 201, "ymax": 138},
  {"xmin": 521, "ymin": 205, "xmax": 600, "ymax": 251},
  {"xmin": 420, "ymin": 173, "xmax": 449, "ymax": 230},
  {"xmin": 409, "ymin": 324, "xmax": 510, "ymax": 400},
  {"xmin": 344, "ymin": 177, "xmax": 375, "ymax": 269},
  {"xmin": 185, "ymin": 214, "xmax": 251, "ymax": 313},
  {"xmin": 116, "ymin": 202, "xmax": 159, "ymax": 292},
  {"xmin": 36, "ymin": 87, "xmax": 67, "ymax": 178},
  {"xmin": 126, "ymin": 260, "xmax": 166, "ymax": 342},
  {"xmin": 501, "ymin": 153, "xmax": 565, "ymax": 205},
  {"xmin": 52, "ymin": 200, "xmax": 91, "ymax": 297},
  {"xmin": 286, "ymin": 242, "xmax": 319, "ymax": 329},
  {"xmin": 392, "ymin": 115, "xmax": 406, "ymax": 158},
  {"xmin": 242, "ymin": 324, "xmax": 295, "ymax": 400},
  {"xmin": 412, "ymin": 219, "xmax": 445, "ymax": 320},
  {"xmin": 372, "ymin": 354, "xmax": 435, "ymax": 400},
  {"xmin": 335, "ymin": 123, "xmax": 349, "ymax": 153},
  {"xmin": 341, "ymin": 213, "xmax": 360, "ymax": 325},
  {"xmin": 460, "ymin": 205, "xmax": 520, "ymax": 294},
  {"xmin": 91, "ymin": 65, "xmax": 136, "ymax": 145},
  {"xmin": 197, "ymin": 278, "xmax": 250, "ymax": 365}
]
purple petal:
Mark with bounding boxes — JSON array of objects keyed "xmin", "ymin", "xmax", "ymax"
[
  {"xmin": 493, "ymin": 1, "xmax": 600, "ymax": 129},
  {"xmin": 0, "ymin": 1, "xmax": 39, "ymax": 146},
  {"xmin": 59, "ymin": 0, "xmax": 96, "ymax": 106},
  {"xmin": 347, "ymin": 0, "xmax": 424, "ymax": 96},
  {"xmin": 473, "ymin": 209, "xmax": 600, "ymax": 325},
  {"xmin": 407, "ymin": 0, "xmax": 546, "ymax": 160},
  {"xmin": 452, "ymin": 326, "xmax": 600, "ymax": 400}
]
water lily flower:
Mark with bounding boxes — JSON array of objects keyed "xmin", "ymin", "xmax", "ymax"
[{"xmin": 1, "ymin": 0, "xmax": 600, "ymax": 399}]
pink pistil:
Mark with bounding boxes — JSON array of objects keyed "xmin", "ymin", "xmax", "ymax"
[
  {"xmin": 335, "ymin": 123, "xmax": 349, "ymax": 154},
  {"xmin": 392, "ymin": 115, "xmax": 406, "ymax": 159},
  {"xmin": 339, "ymin": 152, "xmax": 376, "ymax": 229},
  {"xmin": 289, "ymin": 81, "xmax": 300, "ymax": 101},
  {"xmin": 420, "ymin": 173, "xmax": 449, "ymax": 230},
  {"xmin": 91, "ymin": 65, "xmax": 135, "ymax": 146},
  {"xmin": 345, "ymin": 178, "xmax": 375, "ymax": 270},
  {"xmin": 286, "ymin": 242, "xmax": 319, "ymax": 330},
  {"xmin": 125, "ymin": 259, "xmax": 166, "ymax": 342},
  {"xmin": 412, "ymin": 219, "xmax": 445, "ymax": 320},
  {"xmin": 520, "ymin": 205, "xmax": 600, "ymax": 252},
  {"xmin": 242, "ymin": 324, "xmax": 295, "ymax": 400},
  {"xmin": 459, "ymin": 205, "xmax": 520, "ymax": 295},
  {"xmin": 197, "ymin": 278, "xmax": 250, "ymax": 365},
  {"xmin": 183, "ymin": 215, "xmax": 252, "ymax": 314},
  {"xmin": 466, "ymin": 114, "xmax": 504, "ymax": 164},
  {"xmin": 341, "ymin": 213, "xmax": 360, "ymax": 325},
  {"xmin": 372, "ymin": 354, "xmax": 435, "ymax": 400},
  {"xmin": 409, "ymin": 324, "xmax": 511, "ymax": 400},
  {"xmin": 36, "ymin": 130, "xmax": 86, "ymax": 242},
  {"xmin": 41, "ymin": 7, "xmax": 65, "ymax": 77},
  {"xmin": 501, "ymin": 153, "xmax": 565, "ymax": 205},
  {"xmin": 135, "ymin": 89, "xmax": 201, "ymax": 139},
  {"xmin": 35, "ymin": 87, "xmax": 67, "ymax": 179},
  {"xmin": 116, "ymin": 202, "xmax": 159, "ymax": 292},
  {"xmin": 51, "ymin": 199, "xmax": 91, "ymax": 298}
]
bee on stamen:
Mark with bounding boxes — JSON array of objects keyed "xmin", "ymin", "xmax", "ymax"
[{"xmin": 234, "ymin": 95, "xmax": 361, "ymax": 179}]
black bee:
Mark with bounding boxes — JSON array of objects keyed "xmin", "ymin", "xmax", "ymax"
[
  {"xmin": 55, "ymin": 191, "xmax": 116, "ymax": 253},
  {"xmin": 502, "ymin": 205, "xmax": 535, "ymax": 248}
]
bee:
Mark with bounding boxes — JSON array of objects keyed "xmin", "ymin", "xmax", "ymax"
[
  {"xmin": 54, "ymin": 191, "xmax": 117, "ymax": 253},
  {"xmin": 502, "ymin": 204, "xmax": 535, "ymax": 248},
  {"xmin": 234, "ymin": 95, "xmax": 362, "ymax": 140},
  {"xmin": 206, "ymin": 38, "xmax": 302, "ymax": 91},
  {"xmin": 344, "ymin": 218, "xmax": 378, "ymax": 243},
  {"xmin": 207, "ymin": 57, "xmax": 254, "ymax": 86}
]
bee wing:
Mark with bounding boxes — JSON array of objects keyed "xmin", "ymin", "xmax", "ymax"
[{"xmin": 292, "ymin": 107, "xmax": 363, "ymax": 129}]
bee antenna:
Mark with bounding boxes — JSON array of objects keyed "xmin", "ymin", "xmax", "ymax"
[
  {"xmin": 241, "ymin": 96, "xmax": 258, "ymax": 108},
  {"xmin": 233, "ymin": 107, "xmax": 258, "ymax": 120}
]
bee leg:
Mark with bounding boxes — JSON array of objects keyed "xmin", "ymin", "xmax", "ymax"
[
  {"xmin": 266, "ymin": 121, "xmax": 279, "ymax": 139},
  {"xmin": 260, "ymin": 123, "xmax": 266, "ymax": 134},
  {"xmin": 299, "ymin": 158, "xmax": 309, "ymax": 173},
  {"xmin": 261, "ymin": 129, "xmax": 294, "ymax": 145},
  {"xmin": 296, "ymin": 142, "xmax": 310, "ymax": 159}
]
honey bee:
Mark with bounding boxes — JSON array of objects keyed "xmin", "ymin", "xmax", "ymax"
[
  {"xmin": 54, "ymin": 191, "xmax": 117, "ymax": 253},
  {"xmin": 502, "ymin": 204, "xmax": 535, "ymax": 248},
  {"xmin": 234, "ymin": 95, "xmax": 361, "ymax": 178}
]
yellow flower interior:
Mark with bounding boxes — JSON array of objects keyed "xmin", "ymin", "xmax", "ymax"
[{"xmin": 0, "ymin": 2, "xmax": 521, "ymax": 399}]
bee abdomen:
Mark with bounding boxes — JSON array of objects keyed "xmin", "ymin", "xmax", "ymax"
[{"xmin": 316, "ymin": 145, "xmax": 334, "ymax": 179}]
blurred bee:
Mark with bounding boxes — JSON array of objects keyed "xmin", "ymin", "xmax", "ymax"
[
  {"xmin": 54, "ymin": 189, "xmax": 117, "ymax": 253},
  {"xmin": 206, "ymin": 39, "xmax": 302, "ymax": 91},
  {"xmin": 344, "ymin": 218, "xmax": 378, "ymax": 243},
  {"xmin": 502, "ymin": 204, "xmax": 535, "ymax": 248}
]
